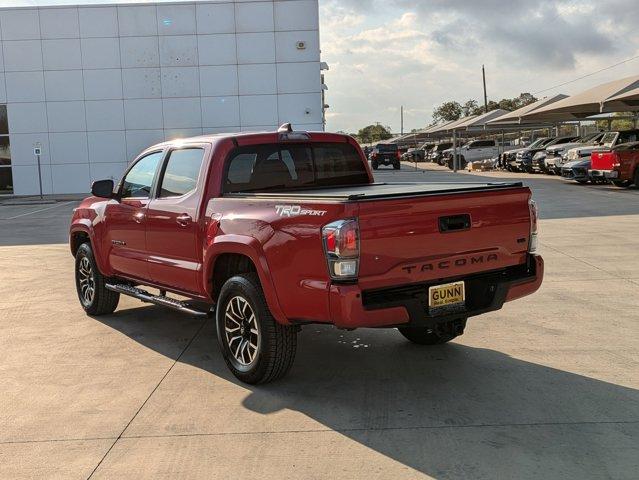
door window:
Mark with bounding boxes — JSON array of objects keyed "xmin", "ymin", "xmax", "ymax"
[
  {"xmin": 158, "ymin": 148, "xmax": 205, "ymax": 197},
  {"xmin": 120, "ymin": 151, "xmax": 163, "ymax": 198}
]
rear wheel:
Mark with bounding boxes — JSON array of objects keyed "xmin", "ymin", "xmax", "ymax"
[
  {"xmin": 75, "ymin": 242, "xmax": 119, "ymax": 315},
  {"xmin": 634, "ymin": 168, "xmax": 639, "ymax": 187},
  {"xmin": 398, "ymin": 327, "xmax": 457, "ymax": 345},
  {"xmin": 216, "ymin": 273, "xmax": 297, "ymax": 384},
  {"xmin": 371, "ymin": 160, "xmax": 379, "ymax": 170},
  {"xmin": 393, "ymin": 161, "xmax": 401, "ymax": 170},
  {"xmin": 612, "ymin": 180, "xmax": 632, "ymax": 187}
]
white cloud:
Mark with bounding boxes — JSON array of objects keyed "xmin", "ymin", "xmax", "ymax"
[{"xmin": 320, "ymin": 0, "xmax": 639, "ymax": 133}]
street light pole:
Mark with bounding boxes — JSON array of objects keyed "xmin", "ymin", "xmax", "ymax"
[
  {"xmin": 482, "ymin": 65, "xmax": 488, "ymax": 113},
  {"xmin": 34, "ymin": 143, "xmax": 43, "ymax": 200}
]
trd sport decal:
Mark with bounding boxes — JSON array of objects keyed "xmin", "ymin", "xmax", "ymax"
[{"xmin": 275, "ymin": 205, "xmax": 327, "ymax": 217}]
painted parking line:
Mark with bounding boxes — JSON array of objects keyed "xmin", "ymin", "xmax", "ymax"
[{"xmin": 0, "ymin": 201, "xmax": 75, "ymax": 221}]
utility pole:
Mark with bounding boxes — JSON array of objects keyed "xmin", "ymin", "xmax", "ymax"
[
  {"xmin": 400, "ymin": 105, "xmax": 404, "ymax": 136},
  {"xmin": 482, "ymin": 65, "xmax": 488, "ymax": 113}
]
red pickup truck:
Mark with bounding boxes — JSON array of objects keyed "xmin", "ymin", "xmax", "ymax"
[
  {"xmin": 590, "ymin": 142, "xmax": 639, "ymax": 188},
  {"xmin": 70, "ymin": 125, "xmax": 543, "ymax": 383}
]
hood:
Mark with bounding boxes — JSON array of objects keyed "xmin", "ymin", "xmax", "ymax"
[
  {"xmin": 547, "ymin": 142, "xmax": 582, "ymax": 153},
  {"xmin": 568, "ymin": 145, "xmax": 606, "ymax": 155},
  {"xmin": 509, "ymin": 147, "xmax": 527, "ymax": 155}
]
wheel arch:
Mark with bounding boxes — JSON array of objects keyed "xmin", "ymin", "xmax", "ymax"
[
  {"xmin": 70, "ymin": 229, "xmax": 90, "ymax": 256},
  {"xmin": 204, "ymin": 235, "xmax": 288, "ymax": 324},
  {"xmin": 70, "ymin": 222, "xmax": 111, "ymax": 277}
]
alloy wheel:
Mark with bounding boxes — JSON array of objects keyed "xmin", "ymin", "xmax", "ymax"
[
  {"xmin": 77, "ymin": 256, "xmax": 95, "ymax": 305},
  {"xmin": 224, "ymin": 296, "xmax": 260, "ymax": 366}
]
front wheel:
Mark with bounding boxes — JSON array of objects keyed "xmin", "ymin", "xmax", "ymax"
[
  {"xmin": 75, "ymin": 242, "xmax": 119, "ymax": 315},
  {"xmin": 216, "ymin": 273, "xmax": 297, "ymax": 384}
]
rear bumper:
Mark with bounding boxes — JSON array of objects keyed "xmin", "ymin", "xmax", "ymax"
[
  {"xmin": 589, "ymin": 169, "xmax": 617, "ymax": 179},
  {"xmin": 562, "ymin": 167, "xmax": 589, "ymax": 181},
  {"xmin": 328, "ymin": 254, "xmax": 544, "ymax": 329}
]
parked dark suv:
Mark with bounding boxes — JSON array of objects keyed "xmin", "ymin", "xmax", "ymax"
[{"xmin": 370, "ymin": 143, "xmax": 401, "ymax": 170}]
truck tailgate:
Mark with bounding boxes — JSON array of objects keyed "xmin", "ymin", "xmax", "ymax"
[{"xmin": 356, "ymin": 187, "xmax": 532, "ymax": 290}]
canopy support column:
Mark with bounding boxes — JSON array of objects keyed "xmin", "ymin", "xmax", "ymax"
[{"xmin": 452, "ymin": 130, "xmax": 458, "ymax": 173}]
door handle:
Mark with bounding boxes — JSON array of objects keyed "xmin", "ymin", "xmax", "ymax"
[
  {"xmin": 176, "ymin": 214, "xmax": 192, "ymax": 226},
  {"xmin": 133, "ymin": 211, "xmax": 145, "ymax": 224}
]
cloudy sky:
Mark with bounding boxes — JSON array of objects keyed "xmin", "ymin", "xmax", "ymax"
[{"xmin": 320, "ymin": 0, "xmax": 639, "ymax": 133}]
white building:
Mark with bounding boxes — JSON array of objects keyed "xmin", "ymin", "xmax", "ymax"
[{"xmin": 0, "ymin": 0, "xmax": 324, "ymax": 195}]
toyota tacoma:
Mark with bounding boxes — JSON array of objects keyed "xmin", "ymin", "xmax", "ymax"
[{"xmin": 70, "ymin": 125, "xmax": 544, "ymax": 384}]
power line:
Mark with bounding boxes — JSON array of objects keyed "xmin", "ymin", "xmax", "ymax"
[{"xmin": 532, "ymin": 54, "xmax": 639, "ymax": 95}]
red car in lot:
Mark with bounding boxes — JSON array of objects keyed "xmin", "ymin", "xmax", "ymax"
[
  {"xmin": 69, "ymin": 125, "xmax": 543, "ymax": 383},
  {"xmin": 591, "ymin": 142, "xmax": 639, "ymax": 187}
]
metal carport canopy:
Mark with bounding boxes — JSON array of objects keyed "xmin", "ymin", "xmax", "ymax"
[
  {"xmin": 429, "ymin": 115, "xmax": 478, "ymax": 134},
  {"xmin": 486, "ymin": 94, "xmax": 568, "ymax": 125},
  {"xmin": 452, "ymin": 109, "xmax": 510, "ymax": 131},
  {"xmin": 520, "ymin": 74, "xmax": 639, "ymax": 121}
]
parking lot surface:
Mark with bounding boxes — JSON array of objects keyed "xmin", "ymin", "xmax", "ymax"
[{"xmin": 1, "ymin": 165, "xmax": 638, "ymax": 479}]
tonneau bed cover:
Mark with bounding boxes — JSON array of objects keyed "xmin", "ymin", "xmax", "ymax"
[{"xmin": 225, "ymin": 182, "xmax": 524, "ymax": 201}]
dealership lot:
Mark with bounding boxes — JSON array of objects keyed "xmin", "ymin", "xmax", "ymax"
[{"xmin": 1, "ymin": 167, "xmax": 638, "ymax": 479}]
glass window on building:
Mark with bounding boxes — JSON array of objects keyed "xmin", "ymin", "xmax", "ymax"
[{"xmin": 0, "ymin": 106, "xmax": 12, "ymax": 194}]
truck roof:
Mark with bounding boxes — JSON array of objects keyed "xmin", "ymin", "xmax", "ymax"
[{"xmin": 146, "ymin": 130, "xmax": 354, "ymax": 151}]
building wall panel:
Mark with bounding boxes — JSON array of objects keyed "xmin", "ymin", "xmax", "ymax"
[{"xmin": 0, "ymin": 0, "xmax": 323, "ymax": 195}]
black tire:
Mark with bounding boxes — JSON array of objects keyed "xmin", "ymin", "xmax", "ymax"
[
  {"xmin": 393, "ymin": 161, "xmax": 401, "ymax": 170},
  {"xmin": 75, "ymin": 242, "xmax": 119, "ymax": 315},
  {"xmin": 576, "ymin": 179, "xmax": 588, "ymax": 184},
  {"xmin": 216, "ymin": 273, "xmax": 297, "ymax": 384},
  {"xmin": 612, "ymin": 180, "xmax": 631, "ymax": 188},
  {"xmin": 397, "ymin": 327, "xmax": 457, "ymax": 345},
  {"xmin": 371, "ymin": 160, "xmax": 379, "ymax": 170},
  {"xmin": 634, "ymin": 168, "xmax": 639, "ymax": 187}
]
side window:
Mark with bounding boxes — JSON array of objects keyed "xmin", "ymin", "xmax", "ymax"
[
  {"xmin": 121, "ymin": 151, "xmax": 163, "ymax": 198},
  {"xmin": 620, "ymin": 132, "xmax": 638, "ymax": 144},
  {"xmin": 158, "ymin": 148, "xmax": 204, "ymax": 198}
]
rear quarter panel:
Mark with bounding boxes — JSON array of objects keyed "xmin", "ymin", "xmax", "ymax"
[{"xmin": 205, "ymin": 197, "xmax": 356, "ymax": 324}]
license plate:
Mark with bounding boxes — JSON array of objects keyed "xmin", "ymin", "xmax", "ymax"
[{"xmin": 428, "ymin": 281, "xmax": 465, "ymax": 314}]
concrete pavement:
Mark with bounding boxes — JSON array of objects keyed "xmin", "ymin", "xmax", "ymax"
[{"xmin": 0, "ymin": 166, "xmax": 638, "ymax": 479}]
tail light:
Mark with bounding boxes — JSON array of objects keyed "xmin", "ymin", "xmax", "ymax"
[
  {"xmin": 322, "ymin": 219, "xmax": 359, "ymax": 280},
  {"xmin": 396, "ymin": 150, "xmax": 402, "ymax": 160},
  {"xmin": 528, "ymin": 199, "xmax": 538, "ymax": 253},
  {"xmin": 612, "ymin": 152, "xmax": 621, "ymax": 168}
]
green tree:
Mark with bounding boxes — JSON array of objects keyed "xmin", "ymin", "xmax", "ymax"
[
  {"xmin": 355, "ymin": 123, "xmax": 393, "ymax": 144},
  {"xmin": 433, "ymin": 101, "xmax": 463, "ymax": 123},
  {"xmin": 462, "ymin": 100, "xmax": 481, "ymax": 116}
]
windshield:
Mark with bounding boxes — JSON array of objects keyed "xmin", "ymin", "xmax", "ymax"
[
  {"xmin": 600, "ymin": 132, "xmax": 618, "ymax": 147},
  {"xmin": 224, "ymin": 143, "xmax": 369, "ymax": 193},
  {"xmin": 376, "ymin": 144, "xmax": 397, "ymax": 152},
  {"xmin": 580, "ymin": 133, "xmax": 600, "ymax": 143},
  {"xmin": 527, "ymin": 138, "xmax": 547, "ymax": 149}
]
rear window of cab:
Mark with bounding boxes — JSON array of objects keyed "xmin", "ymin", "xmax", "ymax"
[{"xmin": 223, "ymin": 143, "xmax": 369, "ymax": 193}]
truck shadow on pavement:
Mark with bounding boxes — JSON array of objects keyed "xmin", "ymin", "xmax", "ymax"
[{"xmin": 96, "ymin": 308, "xmax": 639, "ymax": 479}]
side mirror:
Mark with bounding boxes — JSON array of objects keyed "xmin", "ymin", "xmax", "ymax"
[{"xmin": 91, "ymin": 179, "xmax": 115, "ymax": 199}]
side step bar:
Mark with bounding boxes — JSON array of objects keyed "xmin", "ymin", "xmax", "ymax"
[{"xmin": 105, "ymin": 283, "xmax": 210, "ymax": 317}]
